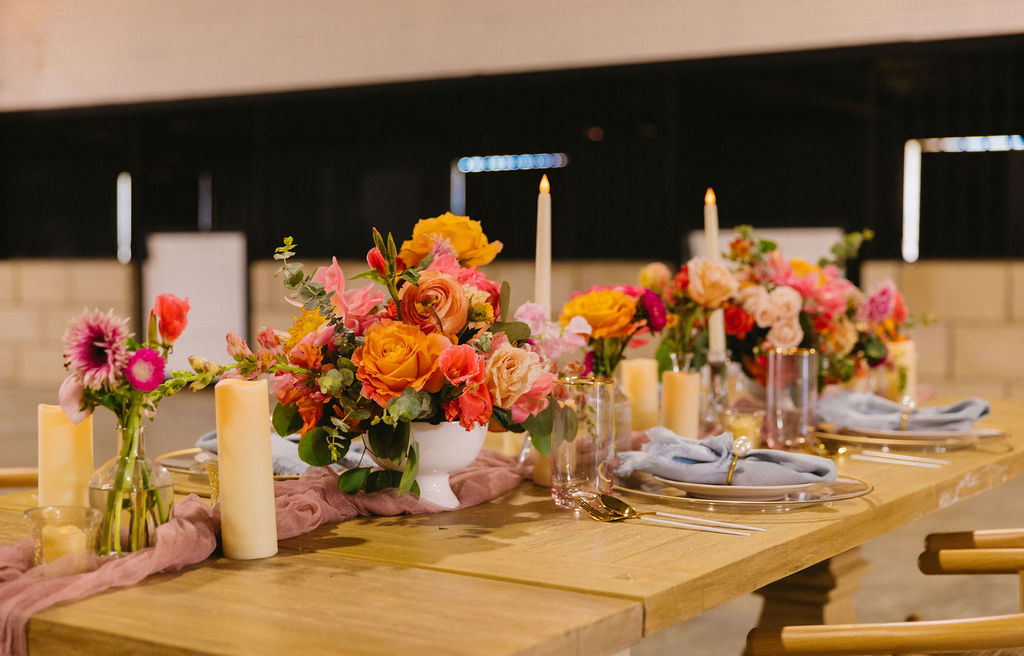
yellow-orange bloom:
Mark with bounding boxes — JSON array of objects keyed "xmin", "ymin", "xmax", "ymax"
[
  {"xmin": 352, "ymin": 320, "xmax": 449, "ymax": 406},
  {"xmin": 284, "ymin": 309, "xmax": 326, "ymax": 352},
  {"xmin": 398, "ymin": 212, "xmax": 503, "ymax": 267},
  {"xmin": 559, "ymin": 289, "xmax": 637, "ymax": 339}
]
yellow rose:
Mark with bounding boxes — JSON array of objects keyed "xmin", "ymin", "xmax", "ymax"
[
  {"xmin": 559, "ymin": 289, "xmax": 637, "ymax": 339},
  {"xmin": 399, "ymin": 212, "xmax": 504, "ymax": 267},
  {"xmin": 823, "ymin": 315, "xmax": 858, "ymax": 357},
  {"xmin": 352, "ymin": 321, "xmax": 449, "ymax": 406}
]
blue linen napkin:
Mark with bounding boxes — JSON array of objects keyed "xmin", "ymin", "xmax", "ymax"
[
  {"xmin": 195, "ymin": 430, "xmax": 365, "ymax": 476},
  {"xmin": 817, "ymin": 390, "xmax": 989, "ymax": 432},
  {"xmin": 616, "ymin": 427, "xmax": 837, "ymax": 486}
]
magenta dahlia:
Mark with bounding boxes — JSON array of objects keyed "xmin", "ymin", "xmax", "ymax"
[
  {"xmin": 63, "ymin": 308, "xmax": 131, "ymax": 390},
  {"xmin": 125, "ymin": 348, "xmax": 166, "ymax": 392}
]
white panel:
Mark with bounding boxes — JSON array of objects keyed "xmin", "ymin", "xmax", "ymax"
[
  {"xmin": 142, "ymin": 232, "xmax": 247, "ymax": 371},
  {"xmin": 3, "ymin": 0, "xmax": 1024, "ymax": 111},
  {"xmin": 688, "ymin": 227, "xmax": 846, "ymax": 264}
]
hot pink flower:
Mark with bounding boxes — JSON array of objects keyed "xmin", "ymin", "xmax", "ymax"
[
  {"xmin": 63, "ymin": 308, "xmax": 131, "ymax": 390},
  {"xmin": 125, "ymin": 348, "xmax": 166, "ymax": 392}
]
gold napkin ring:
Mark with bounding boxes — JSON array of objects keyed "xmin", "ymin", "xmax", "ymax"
[
  {"xmin": 900, "ymin": 410, "xmax": 909, "ymax": 431},
  {"xmin": 727, "ymin": 435, "xmax": 753, "ymax": 485},
  {"xmin": 727, "ymin": 456, "xmax": 741, "ymax": 485}
]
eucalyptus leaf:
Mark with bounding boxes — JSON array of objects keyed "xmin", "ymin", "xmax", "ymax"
[
  {"xmin": 367, "ymin": 469, "xmax": 403, "ymax": 493},
  {"xmin": 398, "ymin": 440, "xmax": 419, "ymax": 495},
  {"xmin": 499, "ymin": 281, "xmax": 511, "ymax": 321},
  {"xmin": 272, "ymin": 403, "xmax": 303, "ymax": 437},
  {"xmin": 338, "ymin": 467, "xmax": 370, "ymax": 494},
  {"xmin": 298, "ymin": 427, "xmax": 336, "ymax": 466},
  {"xmin": 491, "ymin": 320, "xmax": 530, "ymax": 345},
  {"xmin": 521, "ymin": 403, "xmax": 553, "ymax": 438},
  {"xmin": 552, "ymin": 401, "xmax": 579, "ymax": 445},
  {"xmin": 529, "ymin": 433, "xmax": 550, "ymax": 457}
]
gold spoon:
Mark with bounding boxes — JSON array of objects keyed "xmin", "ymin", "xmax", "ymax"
[{"xmin": 598, "ymin": 494, "xmax": 762, "ymax": 534}]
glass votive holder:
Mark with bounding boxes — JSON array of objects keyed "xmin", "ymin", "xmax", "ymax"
[
  {"xmin": 719, "ymin": 408, "xmax": 766, "ymax": 448},
  {"xmin": 23, "ymin": 505, "xmax": 101, "ymax": 574}
]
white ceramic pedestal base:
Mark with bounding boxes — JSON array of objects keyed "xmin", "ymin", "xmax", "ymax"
[{"xmin": 412, "ymin": 421, "xmax": 487, "ymax": 509}]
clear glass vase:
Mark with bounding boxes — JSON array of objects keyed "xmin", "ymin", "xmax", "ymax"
[{"xmin": 89, "ymin": 412, "xmax": 174, "ymax": 555}]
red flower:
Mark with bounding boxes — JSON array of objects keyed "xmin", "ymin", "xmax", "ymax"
[
  {"xmin": 723, "ymin": 305, "xmax": 754, "ymax": 339},
  {"xmin": 152, "ymin": 294, "xmax": 190, "ymax": 344},
  {"xmin": 366, "ymin": 247, "xmax": 387, "ymax": 276},
  {"xmin": 812, "ymin": 313, "xmax": 831, "ymax": 333},
  {"xmin": 673, "ymin": 265, "xmax": 690, "ymax": 293}
]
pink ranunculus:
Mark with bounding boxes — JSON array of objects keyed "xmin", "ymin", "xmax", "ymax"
[
  {"xmin": 225, "ymin": 331, "xmax": 253, "ymax": 359},
  {"xmin": 58, "ymin": 375, "xmax": 90, "ymax": 425},
  {"xmin": 765, "ymin": 251, "xmax": 794, "ymax": 286},
  {"xmin": 510, "ymin": 371, "xmax": 555, "ymax": 423}
]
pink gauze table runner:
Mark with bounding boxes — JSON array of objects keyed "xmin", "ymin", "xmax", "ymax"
[{"xmin": 0, "ymin": 449, "xmax": 527, "ymax": 656}]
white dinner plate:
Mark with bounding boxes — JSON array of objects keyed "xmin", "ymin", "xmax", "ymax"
[{"xmin": 651, "ymin": 476, "xmax": 818, "ymax": 501}]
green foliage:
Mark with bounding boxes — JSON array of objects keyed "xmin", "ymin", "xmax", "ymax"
[
  {"xmin": 397, "ymin": 440, "xmax": 419, "ymax": 495},
  {"xmin": 383, "ymin": 388, "xmax": 435, "ymax": 426},
  {"xmin": 298, "ymin": 427, "xmax": 349, "ymax": 466},
  {"xmin": 338, "ymin": 467, "xmax": 370, "ymax": 494},
  {"xmin": 272, "ymin": 403, "xmax": 303, "ymax": 437},
  {"xmin": 491, "ymin": 320, "xmax": 531, "ymax": 345}
]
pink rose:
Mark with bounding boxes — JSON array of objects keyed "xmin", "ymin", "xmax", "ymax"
[{"xmin": 510, "ymin": 371, "xmax": 555, "ymax": 423}]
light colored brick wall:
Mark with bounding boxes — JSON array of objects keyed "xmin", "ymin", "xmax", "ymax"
[
  {"xmin": 0, "ymin": 260, "xmax": 135, "ymax": 387},
  {"xmin": 861, "ymin": 260, "xmax": 1024, "ymax": 399}
]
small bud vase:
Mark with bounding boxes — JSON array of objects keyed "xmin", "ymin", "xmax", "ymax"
[{"xmin": 88, "ymin": 406, "xmax": 174, "ymax": 555}]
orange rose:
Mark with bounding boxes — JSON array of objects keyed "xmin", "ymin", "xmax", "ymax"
[
  {"xmin": 352, "ymin": 321, "xmax": 449, "ymax": 406},
  {"xmin": 398, "ymin": 270, "xmax": 468, "ymax": 335},
  {"xmin": 559, "ymin": 289, "xmax": 637, "ymax": 339},
  {"xmin": 398, "ymin": 212, "xmax": 503, "ymax": 267}
]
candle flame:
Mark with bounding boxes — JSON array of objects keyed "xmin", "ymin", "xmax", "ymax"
[
  {"xmin": 539, "ymin": 174, "xmax": 550, "ymax": 194},
  {"xmin": 705, "ymin": 187, "xmax": 716, "ymax": 205}
]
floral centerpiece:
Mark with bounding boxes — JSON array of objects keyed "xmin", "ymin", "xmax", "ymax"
[
  {"xmin": 59, "ymin": 294, "xmax": 215, "ymax": 554},
  {"xmin": 558, "ymin": 284, "xmax": 667, "ymax": 378},
  {"xmin": 222, "ymin": 213, "xmax": 558, "ymax": 500},
  {"xmin": 858, "ymin": 279, "xmax": 919, "ymax": 399},
  {"xmin": 722, "ymin": 226, "xmax": 885, "ymax": 387},
  {"xmin": 641, "ymin": 257, "xmax": 739, "ymax": 374}
]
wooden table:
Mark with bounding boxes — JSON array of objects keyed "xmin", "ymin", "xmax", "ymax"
[{"xmin": 5, "ymin": 399, "xmax": 1024, "ymax": 655}]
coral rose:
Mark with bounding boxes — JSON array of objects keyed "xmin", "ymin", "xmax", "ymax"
[
  {"xmin": 559, "ymin": 288, "xmax": 637, "ymax": 339},
  {"xmin": 398, "ymin": 270, "xmax": 468, "ymax": 335},
  {"xmin": 398, "ymin": 212, "xmax": 504, "ymax": 267},
  {"xmin": 686, "ymin": 257, "xmax": 738, "ymax": 308},
  {"xmin": 352, "ymin": 321, "xmax": 449, "ymax": 407},
  {"xmin": 485, "ymin": 336, "xmax": 546, "ymax": 409}
]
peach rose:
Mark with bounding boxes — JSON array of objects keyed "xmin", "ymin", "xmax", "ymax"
[
  {"xmin": 739, "ymin": 285, "xmax": 769, "ymax": 323},
  {"xmin": 352, "ymin": 321, "xmax": 449, "ymax": 406},
  {"xmin": 823, "ymin": 315, "xmax": 858, "ymax": 357},
  {"xmin": 686, "ymin": 257, "xmax": 738, "ymax": 308},
  {"xmin": 639, "ymin": 262, "xmax": 672, "ymax": 294},
  {"xmin": 766, "ymin": 316, "xmax": 804, "ymax": 350},
  {"xmin": 485, "ymin": 338, "xmax": 546, "ymax": 409},
  {"xmin": 398, "ymin": 212, "xmax": 504, "ymax": 267},
  {"xmin": 559, "ymin": 288, "xmax": 637, "ymax": 339},
  {"xmin": 767, "ymin": 285, "xmax": 803, "ymax": 320},
  {"xmin": 398, "ymin": 270, "xmax": 469, "ymax": 335}
]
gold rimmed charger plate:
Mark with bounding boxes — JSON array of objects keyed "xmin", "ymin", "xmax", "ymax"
[
  {"xmin": 813, "ymin": 426, "xmax": 1009, "ymax": 455},
  {"xmin": 610, "ymin": 468, "xmax": 873, "ymax": 513},
  {"xmin": 156, "ymin": 447, "xmax": 300, "ymax": 481}
]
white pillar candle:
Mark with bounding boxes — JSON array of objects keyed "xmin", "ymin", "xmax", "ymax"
[
  {"xmin": 37, "ymin": 404, "xmax": 93, "ymax": 507},
  {"xmin": 704, "ymin": 188, "xmax": 726, "ymax": 358},
  {"xmin": 620, "ymin": 358, "xmax": 660, "ymax": 432},
  {"xmin": 215, "ymin": 378, "xmax": 278, "ymax": 560},
  {"xmin": 660, "ymin": 370, "xmax": 700, "ymax": 439},
  {"xmin": 534, "ymin": 175, "xmax": 552, "ymax": 317}
]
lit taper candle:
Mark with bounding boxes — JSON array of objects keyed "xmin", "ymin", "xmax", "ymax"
[
  {"xmin": 704, "ymin": 188, "xmax": 726, "ymax": 359},
  {"xmin": 535, "ymin": 174, "xmax": 552, "ymax": 317}
]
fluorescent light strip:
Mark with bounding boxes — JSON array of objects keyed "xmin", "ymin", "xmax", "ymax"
[
  {"xmin": 457, "ymin": 153, "xmax": 569, "ymax": 173},
  {"xmin": 116, "ymin": 172, "xmax": 132, "ymax": 264},
  {"xmin": 919, "ymin": 134, "xmax": 1024, "ymax": 153}
]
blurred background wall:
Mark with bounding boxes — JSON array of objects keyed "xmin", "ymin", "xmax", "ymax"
[{"xmin": 2, "ymin": 1, "xmax": 1023, "ymax": 394}]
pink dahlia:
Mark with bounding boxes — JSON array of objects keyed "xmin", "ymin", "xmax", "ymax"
[
  {"xmin": 63, "ymin": 308, "xmax": 131, "ymax": 390},
  {"xmin": 125, "ymin": 348, "xmax": 166, "ymax": 392}
]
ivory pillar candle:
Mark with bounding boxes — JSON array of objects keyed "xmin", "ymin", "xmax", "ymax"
[
  {"xmin": 534, "ymin": 175, "xmax": 552, "ymax": 316},
  {"xmin": 704, "ymin": 188, "xmax": 726, "ymax": 359},
  {"xmin": 37, "ymin": 404, "xmax": 93, "ymax": 507},
  {"xmin": 660, "ymin": 370, "xmax": 700, "ymax": 439},
  {"xmin": 215, "ymin": 378, "xmax": 277, "ymax": 560},
  {"xmin": 886, "ymin": 339, "xmax": 918, "ymax": 402},
  {"xmin": 620, "ymin": 358, "xmax": 660, "ymax": 431}
]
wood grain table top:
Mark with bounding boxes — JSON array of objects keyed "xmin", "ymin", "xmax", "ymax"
[{"xmin": 5, "ymin": 399, "xmax": 1023, "ymax": 655}]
